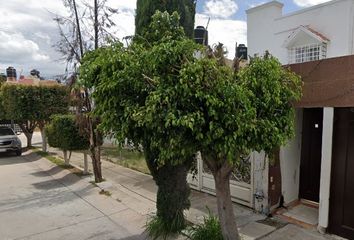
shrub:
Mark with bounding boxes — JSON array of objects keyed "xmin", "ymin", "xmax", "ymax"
[
  {"xmin": 146, "ymin": 214, "xmax": 186, "ymax": 240},
  {"xmin": 187, "ymin": 212, "xmax": 223, "ymax": 240},
  {"xmin": 46, "ymin": 114, "xmax": 89, "ymax": 164}
]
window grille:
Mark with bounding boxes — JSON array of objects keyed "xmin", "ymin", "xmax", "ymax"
[{"xmin": 288, "ymin": 43, "xmax": 326, "ymax": 64}]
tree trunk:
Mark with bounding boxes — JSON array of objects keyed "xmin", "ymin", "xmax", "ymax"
[
  {"xmin": 90, "ymin": 145, "xmax": 102, "ymax": 182},
  {"xmin": 83, "ymin": 152, "xmax": 89, "ymax": 174},
  {"xmin": 213, "ymin": 162, "xmax": 240, "ymax": 240},
  {"xmin": 94, "ymin": 0, "xmax": 98, "ymax": 50},
  {"xmin": 19, "ymin": 121, "xmax": 35, "ymax": 148},
  {"xmin": 155, "ymin": 163, "xmax": 190, "ymax": 228},
  {"xmin": 143, "ymin": 142, "xmax": 191, "ymax": 234},
  {"xmin": 72, "ymin": 0, "xmax": 84, "ymax": 58},
  {"xmin": 39, "ymin": 125, "xmax": 47, "ymax": 153},
  {"xmin": 63, "ymin": 150, "xmax": 69, "ymax": 165}
]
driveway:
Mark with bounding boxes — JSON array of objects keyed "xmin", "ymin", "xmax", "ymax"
[{"xmin": 0, "ymin": 151, "xmax": 147, "ymax": 240}]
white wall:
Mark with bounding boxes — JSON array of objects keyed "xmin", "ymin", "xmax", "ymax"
[
  {"xmin": 247, "ymin": 0, "xmax": 354, "ymax": 64},
  {"xmin": 318, "ymin": 108, "xmax": 334, "ymax": 230},
  {"xmin": 247, "ymin": 0, "xmax": 354, "ymax": 206},
  {"xmin": 279, "ymin": 109, "xmax": 303, "ymax": 204}
]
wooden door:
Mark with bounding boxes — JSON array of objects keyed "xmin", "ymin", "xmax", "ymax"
[
  {"xmin": 329, "ymin": 108, "xmax": 354, "ymax": 239},
  {"xmin": 299, "ymin": 108, "xmax": 323, "ymax": 202}
]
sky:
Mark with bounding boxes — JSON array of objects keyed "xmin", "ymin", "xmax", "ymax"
[{"xmin": 0, "ymin": 0, "xmax": 332, "ymax": 78}]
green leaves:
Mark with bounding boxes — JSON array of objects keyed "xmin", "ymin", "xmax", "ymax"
[
  {"xmin": 0, "ymin": 83, "xmax": 69, "ymax": 122},
  {"xmin": 81, "ymin": 11, "xmax": 302, "ymax": 169},
  {"xmin": 238, "ymin": 54, "xmax": 302, "ymax": 153},
  {"xmin": 46, "ymin": 114, "xmax": 89, "ymax": 151}
]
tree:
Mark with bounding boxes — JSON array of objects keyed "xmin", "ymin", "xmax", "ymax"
[
  {"xmin": 0, "ymin": 84, "xmax": 69, "ymax": 149},
  {"xmin": 140, "ymin": 48, "xmax": 302, "ymax": 239},
  {"xmin": 54, "ymin": 0, "xmax": 118, "ymax": 183},
  {"xmin": 135, "ymin": 0, "xmax": 196, "ymax": 38},
  {"xmin": 46, "ymin": 114, "xmax": 89, "ymax": 164},
  {"xmin": 0, "ymin": 73, "xmax": 6, "ymax": 84},
  {"xmin": 81, "ymin": 12, "xmax": 200, "ymax": 238},
  {"xmin": 36, "ymin": 85, "xmax": 70, "ymax": 152}
]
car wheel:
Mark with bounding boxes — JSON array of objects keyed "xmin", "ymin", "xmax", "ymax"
[{"xmin": 16, "ymin": 150, "xmax": 22, "ymax": 156}]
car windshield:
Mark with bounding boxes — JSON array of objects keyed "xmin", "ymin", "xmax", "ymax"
[{"xmin": 0, "ymin": 128, "xmax": 15, "ymax": 136}]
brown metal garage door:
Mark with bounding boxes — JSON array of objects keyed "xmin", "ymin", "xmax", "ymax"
[{"xmin": 329, "ymin": 108, "xmax": 354, "ymax": 239}]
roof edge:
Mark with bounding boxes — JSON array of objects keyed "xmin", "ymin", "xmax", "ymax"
[{"xmin": 246, "ymin": 1, "xmax": 284, "ymax": 14}]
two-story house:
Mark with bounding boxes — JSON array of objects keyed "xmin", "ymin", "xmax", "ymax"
[{"xmin": 247, "ymin": 0, "xmax": 354, "ymax": 238}]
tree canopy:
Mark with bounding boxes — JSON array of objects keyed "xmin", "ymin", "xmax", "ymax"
[
  {"xmin": 135, "ymin": 0, "xmax": 196, "ymax": 38},
  {"xmin": 46, "ymin": 114, "xmax": 89, "ymax": 151},
  {"xmin": 0, "ymin": 83, "xmax": 69, "ymax": 147}
]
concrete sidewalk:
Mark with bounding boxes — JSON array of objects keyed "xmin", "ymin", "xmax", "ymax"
[
  {"xmin": 0, "ymin": 151, "xmax": 147, "ymax": 240},
  {"xmin": 29, "ymin": 132, "xmax": 345, "ymax": 240}
]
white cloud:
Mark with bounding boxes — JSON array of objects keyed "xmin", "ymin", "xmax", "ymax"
[
  {"xmin": 293, "ymin": 0, "xmax": 331, "ymax": 7},
  {"xmin": 195, "ymin": 13, "xmax": 247, "ymax": 59},
  {"xmin": 0, "ymin": 0, "xmax": 246, "ymax": 76},
  {"xmin": 0, "ymin": 31, "xmax": 49, "ymax": 63},
  {"xmin": 249, "ymin": 1, "xmax": 266, "ymax": 8},
  {"xmin": 204, "ymin": 0, "xmax": 238, "ymax": 18}
]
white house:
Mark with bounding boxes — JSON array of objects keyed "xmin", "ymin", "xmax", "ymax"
[{"xmin": 247, "ymin": 0, "xmax": 354, "ymax": 239}]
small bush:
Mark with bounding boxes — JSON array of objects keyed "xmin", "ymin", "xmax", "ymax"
[
  {"xmin": 187, "ymin": 212, "xmax": 223, "ymax": 240},
  {"xmin": 146, "ymin": 215, "xmax": 186, "ymax": 240},
  {"xmin": 46, "ymin": 114, "xmax": 89, "ymax": 151}
]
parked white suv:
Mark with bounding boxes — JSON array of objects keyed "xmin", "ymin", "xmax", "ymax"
[{"xmin": 0, "ymin": 127, "xmax": 22, "ymax": 156}]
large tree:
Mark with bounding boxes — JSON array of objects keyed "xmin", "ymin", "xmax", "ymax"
[
  {"xmin": 81, "ymin": 12, "xmax": 200, "ymax": 238},
  {"xmin": 135, "ymin": 0, "xmax": 196, "ymax": 38},
  {"xmin": 141, "ymin": 48, "xmax": 302, "ymax": 239}
]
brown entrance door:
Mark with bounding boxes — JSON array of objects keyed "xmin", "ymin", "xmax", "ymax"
[
  {"xmin": 299, "ymin": 108, "xmax": 323, "ymax": 202},
  {"xmin": 329, "ymin": 108, "xmax": 354, "ymax": 239}
]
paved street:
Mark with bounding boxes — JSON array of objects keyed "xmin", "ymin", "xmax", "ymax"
[{"xmin": 0, "ymin": 150, "xmax": 147, "ymax": 240}]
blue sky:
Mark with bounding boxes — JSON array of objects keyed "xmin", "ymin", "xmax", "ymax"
[
  {"xmin": 195, "ymin": 0, "xmax": 301, "ymax": 20},
  {"xmin": 0, "ymin": 0, "xmax": 331, "ymax": 77}
]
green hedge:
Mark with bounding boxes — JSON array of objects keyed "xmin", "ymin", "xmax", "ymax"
[{"xmin": 46, "ymin": 114, "xmax": 89, "ymax": 151}]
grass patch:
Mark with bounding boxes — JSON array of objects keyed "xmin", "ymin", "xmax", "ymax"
[
  {"xmin": 31, "ymin": 148, "xmax": 88, "ymax": 176},
  {"xmin": 32, "ymin": 148, "xmax": 73, "ymax": 169},
  {"xmin": 101, "ymin": 145, "xmax": 150, "ymax": 174}
]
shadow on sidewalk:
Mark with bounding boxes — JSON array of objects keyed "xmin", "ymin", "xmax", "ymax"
[
  {"xmin": 0, "ymin": 151, "xmax": 41, "ymax": 166},
  {"xmin": 31, "ymin": 165, "xmax": 64, "ymax": 177}
]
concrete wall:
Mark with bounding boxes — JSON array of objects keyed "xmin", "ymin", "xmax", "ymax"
[
  {"xmin": 279, "ymin": 109, "xmax": 303, "ymax": 204},
  {"xmin": 253, "ymin": 151, "xmax": 269, "ymax": 214},
  {"xmin": 318, "ymin": 108, "xmax": 334, "ymax": 230},
  {"xmin": 247, "ymin": 0, "xmax": 354, "ymax": 64}
]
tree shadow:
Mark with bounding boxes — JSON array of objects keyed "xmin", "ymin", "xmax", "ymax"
[
  {"xmin": 0, "ymin": 151, "xmax": 41, "ymax": 166},
  {"xmin": 31, "ymin": 168, "xmax": 82, "ymax": 190}
]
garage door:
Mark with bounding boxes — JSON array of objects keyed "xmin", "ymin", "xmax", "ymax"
[{"xmin": 329, "ymin": 108, "xmax": 354, "ymax": 239}]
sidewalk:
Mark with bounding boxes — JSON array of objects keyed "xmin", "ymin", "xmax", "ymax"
[
  {"xmin": 0, "ymin": 151, "xmax": 147, "ymax": 240},
  {"xmin": 30, "ymin": 132, "xmax": 345, "ymax": 240}
]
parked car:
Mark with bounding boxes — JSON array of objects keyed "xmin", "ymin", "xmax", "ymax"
[{"xmin": 0, "ymin": 127, "xmax": 22, "ymax": 156}]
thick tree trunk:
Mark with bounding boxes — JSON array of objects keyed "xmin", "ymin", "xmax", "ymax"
[
  {"xmin": 143, "ymin": 142, "xmax": 191, "ymax": 234},
  {"xmin": 214, "ymin": 167, "xmax": 240, "ymax": 240},
  {"xmin": 155, "ymin": 163, "xmax": 190, "ymax": 227}
]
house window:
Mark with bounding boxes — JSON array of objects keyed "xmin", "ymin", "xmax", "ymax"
[{"xmin": 288, "ymin": 43, "xmax": 326, "ymax": 64}]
